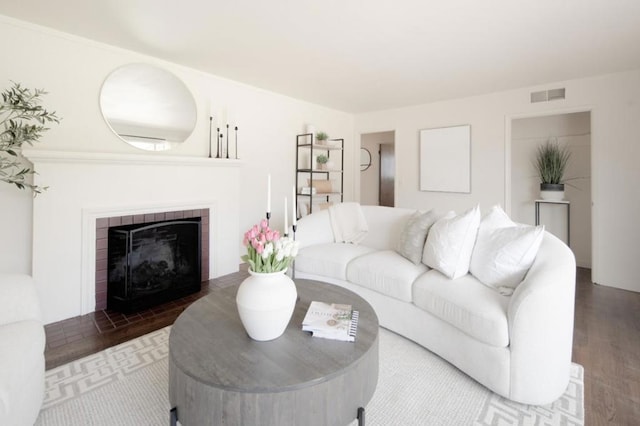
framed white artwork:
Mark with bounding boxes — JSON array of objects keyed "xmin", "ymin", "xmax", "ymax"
[{"xmin": 419, "ymin": 124, "xmax": 471, "ymax": 193}]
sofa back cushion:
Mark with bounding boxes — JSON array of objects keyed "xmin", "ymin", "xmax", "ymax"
[
  {"xmin": 295, "ymin": 209, "xmax": 334, "ymax": 249},
  {"xmin": 422, "ymin": 206, "xmax": 481, "ymax": 279},
  {"xmin": 470, "ymin": 206, "xmax": 544, "ymax": 295},
  {"xmin": 395, "ymin": 210, "xmax": 442, "ymax": 264},
  {"xmin": 359, "ymin": 205, "xmax": 415, "ymax": 250}
]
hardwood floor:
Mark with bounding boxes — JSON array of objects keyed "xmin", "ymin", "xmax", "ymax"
[
  {"xmin": 43, "ymin": 266, "xmax": 249, "ymax": 370},
  {"xmin": 44, "ymin": 266, "xmax": 639, "ymax": 425},
  {"xmin": 572, "ymin": 268, "xmax": 640, "ymax": 425}
]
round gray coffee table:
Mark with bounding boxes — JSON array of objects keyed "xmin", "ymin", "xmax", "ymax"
[{"xmin": 168, "ymin": 278, "xmax": 379, "ymax": 426}]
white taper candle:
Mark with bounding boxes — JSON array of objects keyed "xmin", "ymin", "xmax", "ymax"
[
  {"xmin": 267, "ymin": 174, "xmax": 271, "ymax": 213},
  {"xmin": 284, "ymin": 197, "xmax": 288, "ymax": 232},
  {"xmin": 292, "ymin": 185, "xmax": 297, "ymax": 225}
]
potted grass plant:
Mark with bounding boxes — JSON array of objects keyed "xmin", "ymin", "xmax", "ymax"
[{"xmin": 535, "ymin": 139, "xmax": 571, "ymax": 200}]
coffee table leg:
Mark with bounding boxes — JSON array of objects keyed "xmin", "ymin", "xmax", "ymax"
[
  {"xmin": 357, "ymin": 407, "xmax": 365, "ymax": 426},
  {"xmin": 170, "ymin": 407, "xmax": 178, "ymax": 426}
]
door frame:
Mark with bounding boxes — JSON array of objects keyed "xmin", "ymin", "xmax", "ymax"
[{"xmin": 504, "ymin": 106, "xmax": 596, "ymax": 279}]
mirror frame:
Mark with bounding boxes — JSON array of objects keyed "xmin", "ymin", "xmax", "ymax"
[{"xmin": 100, "ymin": 63, "xmax": 197, "ymax": 151}]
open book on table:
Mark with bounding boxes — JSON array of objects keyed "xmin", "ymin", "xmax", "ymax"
[{"xmin": 302, "ymin": 301, "xmax": 359, "ymax": 342}]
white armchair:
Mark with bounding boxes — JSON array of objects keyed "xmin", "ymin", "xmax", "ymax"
[{"xmin": 0, "ymin": 274, "xmax": 46, "ymax": 426}]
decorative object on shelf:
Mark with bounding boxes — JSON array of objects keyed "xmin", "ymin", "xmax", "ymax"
[
  {"xmin": 360, "ymin": 148, "xmax": 372, "ymax": 171},
  {"xmin": 316, "ymin": 154, "xmax": 329, "ymax": 170},
  {"xmin": 316, "ymin": 131, "xmax": 329, "ymax": 145},
  {"xmin": 212, "ymin": 122, "xmax": 238, "ymax": 159},
  {"xmin": 535, "ymin": 138, "xmax": 570, "ymax": 201},
  {"xmin": 0, "ymin": 82, "xmax": 60, "ymax": 195},
  {"xmin": 234, "ymin": 126, "xmax": 239, "ymax": 159},
  {"xmin": 307, "ymin": 179, "xmax": 332, "ymax": 193},
  {"xmin": 208, "ymin": 116, "xmax": 213, "ymax": 158},
  {"xmin": 237, "ymin": 219, "xmax": 300, "ymax": 341}
]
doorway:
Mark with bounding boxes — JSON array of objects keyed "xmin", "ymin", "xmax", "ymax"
[
  {"xmin": 510, "ymin": 111, "xmax": 592, "ymax": 268},
  {"xmin": 360, "ymin": 131, "xmax": 395, "ymax": 206}
]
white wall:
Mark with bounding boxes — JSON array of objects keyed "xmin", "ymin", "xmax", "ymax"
[
  {"xmin": 355, "ymin": 69, "xmax": 640, "ymax": 293},
  {"xmin": 511, "ymin": 112, "xmax": 591, "ymax": 268},
  {"xmin": 0, "ymin": 16, "xmax": 354, "ymax": 272},
  {"xmin": 0, "ymin": 16, "xmax": 354, "ymax": 322}
]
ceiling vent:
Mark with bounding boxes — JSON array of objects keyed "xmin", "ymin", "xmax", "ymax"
[{"xmin": 530, "ymin": 88, "xmax": 566, "ymax": 103}]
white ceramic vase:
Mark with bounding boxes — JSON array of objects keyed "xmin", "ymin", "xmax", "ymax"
[{"xmin": 236, "ymin": 269, "xmax": 297, "ymax": 341}]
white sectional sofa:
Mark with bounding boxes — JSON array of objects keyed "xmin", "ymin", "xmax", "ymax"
[
  {"xmin": 294, "ymin": 205, "xmax": 576, "ymax": 405},
  {"xmin": 0, "ymin": 274, "xmax": 46, "ymax": 426}
]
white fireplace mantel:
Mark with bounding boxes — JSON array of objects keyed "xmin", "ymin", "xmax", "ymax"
[
  {"xmin": 23, "ymin": 149, "xmax": 243, "ymax": 167},
  {"xmin": 26, "ymin": 149, "xmax": 242, "ymax": 324}
]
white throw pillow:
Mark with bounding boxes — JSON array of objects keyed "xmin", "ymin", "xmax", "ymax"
[
  {"xmin": 422, "ymin": 205, "xmax": 480, "ymax": 279},
  {"xmin": 470, "ymin": 206, "xmax": 544, "ymax": 295},
  {"xmin": 396, "ymin": 210, "xmax": 440, "ymax": 265}
]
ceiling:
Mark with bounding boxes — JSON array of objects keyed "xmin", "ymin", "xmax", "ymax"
[{"xmin": 1, "ymin": 0, "xmax": 639, "ymax": 113}]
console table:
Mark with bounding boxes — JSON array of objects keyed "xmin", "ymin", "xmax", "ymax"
[
  {"xmin": 169, "ymin": 278, "xmax": 379, "ymax": 426},
  {"xmin": 534, "ymin": 199, "xmax": 570, "ymax": 246}
]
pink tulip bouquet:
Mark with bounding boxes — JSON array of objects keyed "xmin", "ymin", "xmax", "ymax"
[{"xmin": 242, "ymin": 219, "xmax": 300, "ymax": 273}]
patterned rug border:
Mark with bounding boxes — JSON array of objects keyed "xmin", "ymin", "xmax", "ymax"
[{"xmin": 39, "ymin": 326, "xmax": 584, "ymax": 425}]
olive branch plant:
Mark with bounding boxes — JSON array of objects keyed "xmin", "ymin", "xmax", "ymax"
[{"xmin": 0, "ymin": 82, "xmax": 60, "ymax": 195}]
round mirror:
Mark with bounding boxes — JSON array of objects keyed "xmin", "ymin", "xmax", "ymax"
[
  {"xmin": 100, "ymin": 63, "xmax": 197, "ymax": 151},
  {"xmin": 360, "ymin": 148, "xmax": 372, "ymax": 171}
]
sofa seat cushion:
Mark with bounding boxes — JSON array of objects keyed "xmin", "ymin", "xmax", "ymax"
[
  {"xmin": 412, "ymin": 270, "xmax": 510, "ymax": 347},
  {"xmin": 296, "ymin": 243, "xmax": 377, "ymax": 280},
  {"xmin": 347, "ymin": 250, "xmax": 429, "ymax": 302}
]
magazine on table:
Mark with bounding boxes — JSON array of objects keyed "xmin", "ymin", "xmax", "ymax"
[{"xmin": 302, "ymin": 301, "xmax": 359, "ymax": 342}]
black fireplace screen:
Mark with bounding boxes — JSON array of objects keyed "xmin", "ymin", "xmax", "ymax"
[{"xmin": 107, "ymin": 218, "xmax": 201, "ymax": 313}]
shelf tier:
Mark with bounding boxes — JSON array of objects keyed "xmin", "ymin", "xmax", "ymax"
[
  {"xmin": 297, "ymin": 143, "xmax": 343, "ymax": 151},
  {"xmin": 296, "ymin": 192, "xmax": 342, "ymax": 197},
  {"xmin": 297, "ymin": 168, "xmax": 344, "ymax": 173}
]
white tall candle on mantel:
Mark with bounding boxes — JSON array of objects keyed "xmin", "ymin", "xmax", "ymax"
[
  {"xmin": 267, "ymin": 174, "xmax": 271, "ymax": 214},
  {"xmin": 284, "ymin": 197, "xmax": 288, "ymax": 232},
  {"xmin": 292, "ymin": 185, "xmax": 297, "ymax": 226}
]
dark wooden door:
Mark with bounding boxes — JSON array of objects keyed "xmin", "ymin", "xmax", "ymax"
[{"xmin": 379, "ymin": 144, "xmax": 395, "ymax": 207}]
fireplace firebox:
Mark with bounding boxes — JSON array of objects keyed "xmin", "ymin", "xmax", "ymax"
[{"xmin": 107, "ymin": 218, "xmax": 202, "ymax": 313}]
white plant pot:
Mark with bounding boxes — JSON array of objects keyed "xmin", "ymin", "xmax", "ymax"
[{"xmin": 236, "ymin": 269, "xmax": 297, "ymax": 341}]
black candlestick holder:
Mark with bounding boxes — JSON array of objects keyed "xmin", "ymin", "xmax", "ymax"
[
  {"xmin": 226, "ymin": 124, "xmax": 230, "ymax": 159},
  {"xmin": 291, "ymin": 224, "xmax": 297, "ymax": 279},
  {"xmin": 208, "ymin": 117, "xmax": 213, "ymax": 158},
  {"xmin": 235, "ymin": 126, "xmax": 239, "ymax": 159},
  {"xmin": 216, "ymin": 128, "xmax": 221, "ymax": 158}
]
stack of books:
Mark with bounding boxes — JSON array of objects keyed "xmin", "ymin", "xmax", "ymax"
[{"xmin": 302, "ymin": 301, "xmax": 359, "ymax": 342}]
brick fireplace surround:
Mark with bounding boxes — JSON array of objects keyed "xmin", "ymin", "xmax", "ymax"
[{"xmin": 95, "ymin": 208, "xmax": 210, "ymax": 311}]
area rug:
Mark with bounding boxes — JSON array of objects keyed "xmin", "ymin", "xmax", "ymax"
[{"xmin": 35, "ymin": 326, "xmax": 584, "ymax": 426}]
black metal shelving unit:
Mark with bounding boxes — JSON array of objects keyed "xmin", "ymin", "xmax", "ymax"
[{"xmin": 295, "ymin": 133, "xmax": 344, "ymax": 218}]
